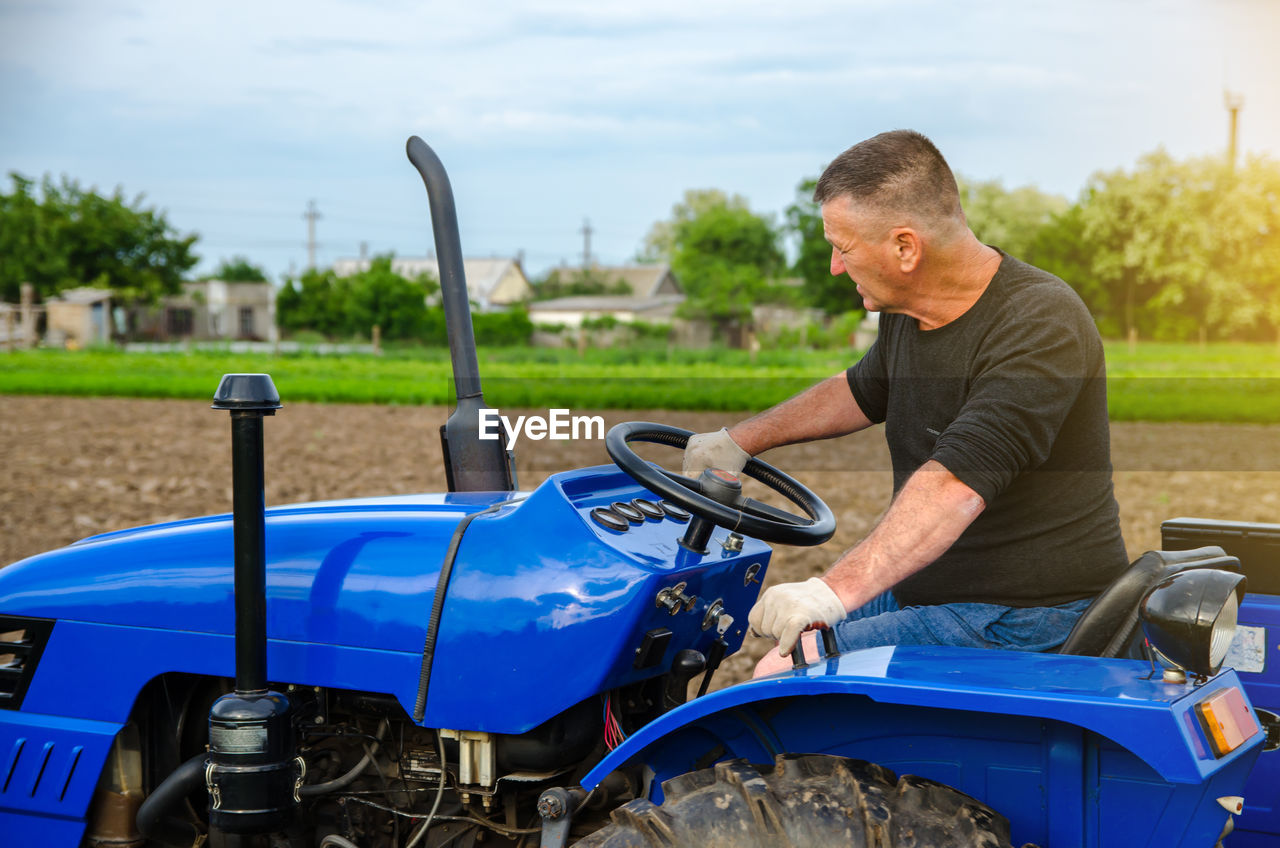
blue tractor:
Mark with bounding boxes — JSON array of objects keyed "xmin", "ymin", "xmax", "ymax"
[{"xmin": 0, "ymin": 138, "xmax": 1276, "ymax": 848}]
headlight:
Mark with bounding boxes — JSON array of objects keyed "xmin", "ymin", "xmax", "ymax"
[
  {"xmin": 1209, "ymin": 590, "xmax": 1240, "ymax": 669},
  {"xmin": 1140, "ymin": 569, "xmax": 1247, "ymax": 678}
]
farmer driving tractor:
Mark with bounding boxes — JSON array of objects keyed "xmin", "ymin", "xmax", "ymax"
[{"xmin": 682, "ymin": 130, "xmax": 1129, "ymax": 676}]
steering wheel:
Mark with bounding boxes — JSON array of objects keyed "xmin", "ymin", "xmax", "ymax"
[{"xmin": 604, "ymin": 422, "xmax": 836, "ymax": 547}]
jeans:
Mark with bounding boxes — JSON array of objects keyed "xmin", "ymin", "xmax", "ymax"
[{"xmin": 831, "ymin": 592, "xmax": 1093, "ymax": 654}]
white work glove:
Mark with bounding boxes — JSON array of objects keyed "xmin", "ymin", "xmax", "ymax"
[
  {"xmin": 748, "ymin": 577, "xmax": 847, "ymax": 656},
  {"xmin": 682, "ymin": 428, "xmax": 750, "ymax": 478}
]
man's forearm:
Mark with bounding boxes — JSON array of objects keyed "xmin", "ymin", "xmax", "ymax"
[
  {"xmin": 728, "ymin": 373, "xmax": 873, "ymax": 456},
  {"xmin": 822, "ymin": 460, "xmax": 985, "ymax": 610}
]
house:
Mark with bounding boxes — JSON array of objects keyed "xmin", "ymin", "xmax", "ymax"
[
  {"xmin": 44, "ymin": 287, "xmax": 113, "ymax": 348},
  {"xmin": 3, "ymin": 283, "xmax": 47, "ymax": 349},
  {"xmin": 332, "ymin": 256, "xmax": 532, "ymax": 311},
  {"xmin": 129, "ymin": 280, "xmax": 277, "ymax": 342},
  {"xmin": 527, "ymin": 264, "xmax": 684, "ymax": 328}
]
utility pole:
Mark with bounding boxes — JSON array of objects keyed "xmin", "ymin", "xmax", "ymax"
[
  {"xmin": 580, "ymin": 218, "xmax": 593, "ymax": 269},
  {"xmin": 1224, "ymin": 90, "xmax": 1244, "ymax": 173},
  {"xmin": 303, "ymin": 200, "xmax": 322, "ymax": 270}
]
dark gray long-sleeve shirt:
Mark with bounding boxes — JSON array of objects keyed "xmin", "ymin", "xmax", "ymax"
[{"xmin": 846, "ymin": 252, "xmax": 1128, "ymax": 607}]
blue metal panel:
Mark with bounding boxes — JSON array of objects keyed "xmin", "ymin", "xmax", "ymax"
[
  {"xmin": 21, "ymin": 620, "xmax": 423, "ymax": 723},
  {"xmin": 1045, "ymin": 724, "xmax": 1085, "ymax": 847},
  {"xmin": 1088, "ymin": 736, "xmax": 1256, "ymax": 848},
  {"xmin": 2, "ymin": 467, "xmax": 769, "ymax": 733},
  {"xmin": 1233, "ymin": 592, "xmax": 1280, "ymax": 845},
  {"xmin": 587, "ymin": 646, "xmax": 1262, "ymax": 787},
  {"xmin": 0, "ymin": 811, "xmax": 85, "ymax": 848},
  {"xmin": 0, "ymin": 709, "xmax": 121, "ymax": 846},
  {"xmin": 0, "ymin": 496, "xmax": 492, "ymax": 650},
  {"xmin": 423, "ymin": 469, "xmax": 769, "ymax": 731}
]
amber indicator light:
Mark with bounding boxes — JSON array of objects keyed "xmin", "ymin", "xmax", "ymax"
[{"xmin": 1194, "ymin": 687, "xmax": 1260, "ymax": 758}]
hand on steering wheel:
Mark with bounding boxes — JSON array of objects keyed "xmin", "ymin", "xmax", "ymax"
[{"xmin": 604, "ymin": 422, "xmax": 836, "ymax": 547}]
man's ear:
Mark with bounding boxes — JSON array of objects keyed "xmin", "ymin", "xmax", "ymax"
[{"xmin": 891, "ymin": 228, "xmax": 922, "ymax": 272}]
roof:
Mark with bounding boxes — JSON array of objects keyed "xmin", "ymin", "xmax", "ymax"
[
  {"xmin": 191, "ymin": 278, "xmax": 273, "ymax": 287},
  {"xmin": 547, "ymin": 264, "xmax": 679, "ymax": 298},
  {"xmin": 528, "ymin": 294, "xmax": 684, "ymax": 312},
  {"xmin": 49, "ymin": 287, "xmax": 113, "ymax": 305},
  {"xmin": 332, "ymin": 256, "xmax": 529, "ymax": 302}
]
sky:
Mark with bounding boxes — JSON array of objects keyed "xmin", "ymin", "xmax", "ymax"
[{"xmin": 2, "ymin": 0, "xmax": 1278, "ymax": 283}]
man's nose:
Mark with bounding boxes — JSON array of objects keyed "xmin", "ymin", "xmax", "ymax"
[{"xmin": 830, "ymin": 248, "xmax": 845, "ymax": 276}]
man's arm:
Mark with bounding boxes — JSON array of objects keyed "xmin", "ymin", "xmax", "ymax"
[
  {"xmin": 729, "ymin": 373, "xmax": 874, "ymax": 455},
  {"xmin": 820, "ymin": 460, "xmax": 985, "ymax": 611},
  {"xmin": 749, "ymin": 460, "xmax": 985, "ymax": 657},
  {"xmin": 683, "ymin": 373, "xmax": 874, "ymax": 477}
]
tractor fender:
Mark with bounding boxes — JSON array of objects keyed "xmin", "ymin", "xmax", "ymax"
[{"xmin": 584, "ymin": 644, "xmax": 1264, "ymax": 794}]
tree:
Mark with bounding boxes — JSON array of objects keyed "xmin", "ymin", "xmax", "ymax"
[
  {"xmin": 276, "ymin": 268, "xmax": 343, "ymax": 336},
  {"xmin": 277, "ymin": 256, "xmax": 440, "ymax": 341},
  {"xmin": 1079, "ymin": 150, "xmax": 1280, "ymax": 341},
  {"xmin": 212, "ymin": 255, "xmax": 268, "ymax": 282},
  {"xmin": 784, "ymin": 177, "xmax": 861, "ymax": 315},
  {"xmin": 641, "ymin": 189, "xmax": 753, "ymax": 261},
  {"xmin": 1022, "ymin": 204, "xmax": 1111, "ymax": 331},
  {"xmin": 957, "ymin": 176, "xmax": 1069, "ymax": 261},
  {"xmin": 345, "ymin": 256, "xmax": 437, "ymax": 340},
  {"xmin": 646, "ymin": 190, "xmax": 784, "ymax": 341},
  {"xmin": 0, "ymin": 172, "xmax": 198, "ymax": 303}
]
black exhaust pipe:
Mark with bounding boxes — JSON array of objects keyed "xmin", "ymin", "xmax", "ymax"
[
  {"xmin": 205, "ymin": 373, "xmax": 301, "ymax": 835},
  {"xmin": 406, "ymin": 136, "xmax": 516, "ymax": 493}
]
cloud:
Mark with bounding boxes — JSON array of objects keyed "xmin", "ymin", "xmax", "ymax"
[{"xmin": 3, "ymin": 0, "xmax": 1277, "ymax": 280}]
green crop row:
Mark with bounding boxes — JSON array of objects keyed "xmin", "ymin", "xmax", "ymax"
[{"xmin": 1, "ymin": 344, "xmax": 1278, "ymax": 421}]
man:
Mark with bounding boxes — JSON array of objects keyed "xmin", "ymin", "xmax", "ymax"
[{"xmin": 682, "ymin": 130, "xmax": 1128, "ymax": 677}]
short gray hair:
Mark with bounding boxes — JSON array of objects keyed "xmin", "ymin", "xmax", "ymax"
[{"xmin": 814, "ymin": 130, "xmax": 964, "ymax": 228}]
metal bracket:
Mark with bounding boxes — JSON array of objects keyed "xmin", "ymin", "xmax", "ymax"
[
  {"xmin": 205, "ymin": 760, "xmax": 221, "ymax": 811},
  {"xmin": 538, "ymin": 786, "xmax": 586, "ymax": 848}
]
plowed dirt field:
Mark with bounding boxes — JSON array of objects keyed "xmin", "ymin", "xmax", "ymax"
[{"xmin": 3, "ymin": 395, "xmax": 1278, "ymax": 685}]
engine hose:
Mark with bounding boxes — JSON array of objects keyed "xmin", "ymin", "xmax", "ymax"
[
  {"xmin": 403, "ymin": 733, "xmax": 449, "ymax": 848},
  {"xmin": 135, "ymin": 752, "xmax": 208, "ymax": 838},
  {"xmin": 319, "ymin": 835, "xmax": 363, "ymax": 848},
  {"xmin": 414, "ymin": 497, "xmax": 524, "ymax": 722},
  {"xmin": 300, "ymin": 719, "xmax": 388, "ymax": 797}
]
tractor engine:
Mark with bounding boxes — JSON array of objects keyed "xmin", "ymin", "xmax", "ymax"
[{"xmin": 119, "ymin": 675, "xmax": 651, "ymax": 848}]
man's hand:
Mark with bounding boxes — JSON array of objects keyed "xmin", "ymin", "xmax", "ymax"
[
  {"xmin": 682, "ymin": 428, "xmax": 750, "ymax": 477},
  {"xmin": 747, "ymin": 577, "xmax": 847, "ymax": 656}
]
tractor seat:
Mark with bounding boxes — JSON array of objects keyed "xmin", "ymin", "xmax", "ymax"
[{"xmin": 1057, "ymin": 546, "xmax": 1242, "ymax": 659}]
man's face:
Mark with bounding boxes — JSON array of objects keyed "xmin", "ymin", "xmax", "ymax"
[{"xmin": 820, "ymin": 198, "xmax": 899, "ymax": 313}]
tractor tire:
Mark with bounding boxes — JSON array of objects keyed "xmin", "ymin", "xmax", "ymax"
[{"xmin": 574, "ymin": 754, "xmax": 1022, "ymax": 848}]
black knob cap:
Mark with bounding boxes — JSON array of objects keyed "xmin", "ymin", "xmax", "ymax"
[{"xmin": 213, "ymin": 373, "xmax": 282, "ymax": 412}]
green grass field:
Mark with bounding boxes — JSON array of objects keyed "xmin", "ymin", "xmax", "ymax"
[{"xmin": 1, "ymin": 342, "xmax": 1278, "ymax": 421}]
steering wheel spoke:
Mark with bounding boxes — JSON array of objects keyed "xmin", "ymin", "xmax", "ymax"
[
  {"xmin": 740, "ymin": 497, "xmax": 811, "ymax": 527},
  {"xmin": 657, "ymin": 467, "xmax": 703, "ymax": 493}
]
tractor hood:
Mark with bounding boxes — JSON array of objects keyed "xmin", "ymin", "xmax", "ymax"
[
  {"xmin": 0, "ymin": 465, "xmax": 770, "ymax": 733},
  {"xmin": 0, "ymin": 489, "xmax": 505, "ymax": 651}
]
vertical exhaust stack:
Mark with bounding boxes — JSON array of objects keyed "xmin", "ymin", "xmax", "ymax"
[
  {"xmin": 406, "ymin": 136, "xmax": 516, "ymax": 493},
  {"xmin": 205, "ymin": 373, "xmax": 301, "ymax": 835}
]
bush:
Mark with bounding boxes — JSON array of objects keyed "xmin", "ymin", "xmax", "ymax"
[
  {"xmin": 580, "ymin": 314, "xmax": 620, "ymax": 331},
  {"xmin": 285, "ymin": 329, "xmax": 328, "ymax": 345},
  {"xmin": 473, "ymin": 308, "xmax": 533, "ymax": 346},
  {"xmin": 630, "ymin": 320, "xmax": 672, "ymax": 341}
]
